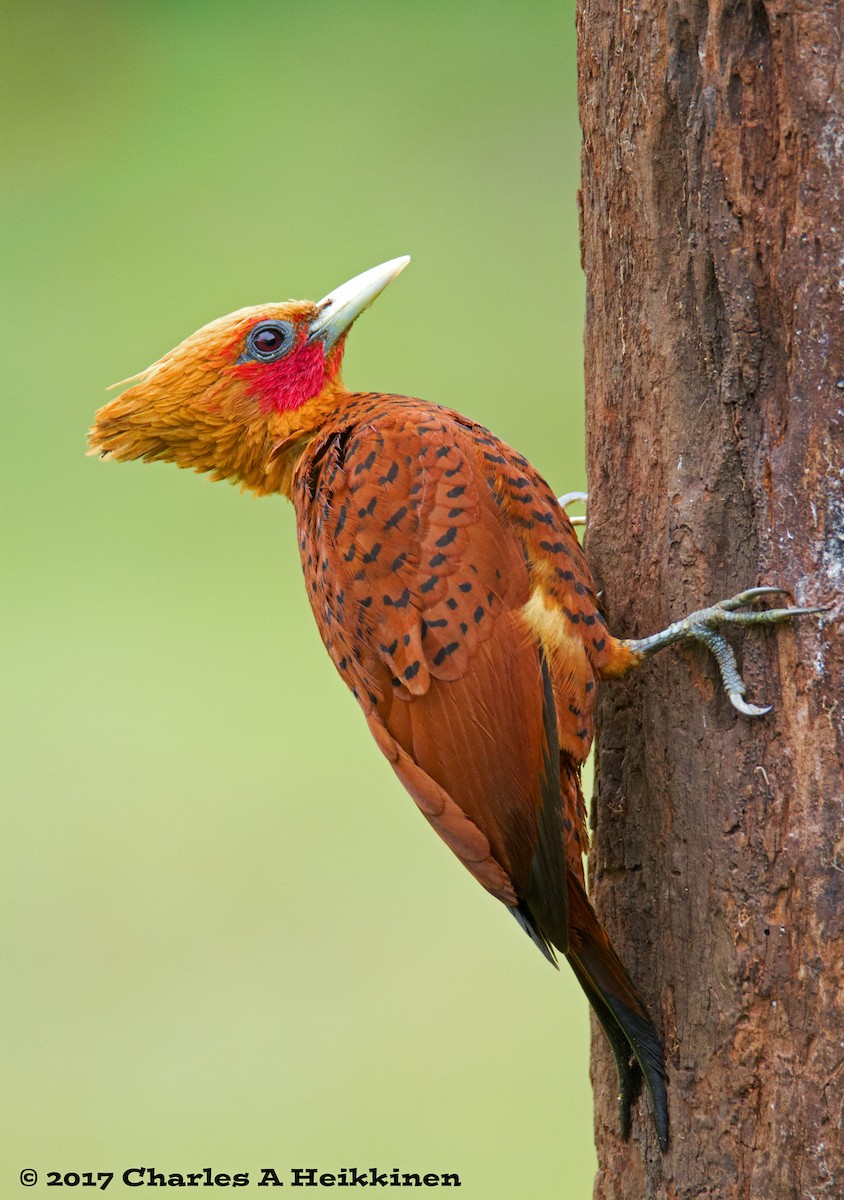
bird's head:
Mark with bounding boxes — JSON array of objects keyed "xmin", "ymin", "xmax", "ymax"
[{"xmin": 88, "ymin": 256, "xmax": 410, "ymax": 496}]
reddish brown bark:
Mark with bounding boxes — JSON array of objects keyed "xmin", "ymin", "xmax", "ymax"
[{"xmin": 577, "ymin": 2, "xmax": 843, "ymax": 1196}]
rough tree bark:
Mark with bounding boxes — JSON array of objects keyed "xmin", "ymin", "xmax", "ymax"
[{"xmin": 576, "ymin": 2, "xmax": 843, "ymax": 1197}]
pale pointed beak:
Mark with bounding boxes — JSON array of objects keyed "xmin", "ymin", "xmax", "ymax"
[{"xmin": 307, "ymin": 256, "xmax": 410, "ymax": 351}]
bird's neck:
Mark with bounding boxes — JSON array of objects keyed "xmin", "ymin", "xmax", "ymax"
[
  {"xmin": 254, "ymin": 380, "xmax": 360, "ymax": 499},
  {"xmin": 262, "ymin": 429, "xmax": 320, "ymax": 498}
]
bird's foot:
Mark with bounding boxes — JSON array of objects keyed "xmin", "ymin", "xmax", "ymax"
[
  {"xmin": 624, "ymin": 587, "xmax": 826, "ymax": 717},
  {"xmin": 558, "ymin": 491, "xmax": 587, "ymax": 527}
]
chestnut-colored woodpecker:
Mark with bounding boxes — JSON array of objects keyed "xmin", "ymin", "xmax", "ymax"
[{"xmin": 90, "ymin": 257, "xmax": 821, "ymax": 1150}]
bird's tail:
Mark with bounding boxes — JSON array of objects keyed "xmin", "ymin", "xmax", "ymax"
[
  {"xmin": 565, "ymin": 873, "xmax": 669, "ymax": 1151},
  {"xmin": 522, "ymin": 649, "xmax": 668, "ymax": 1148}
]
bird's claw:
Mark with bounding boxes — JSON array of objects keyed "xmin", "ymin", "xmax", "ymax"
[
  {"xmin": 700, "ymin": 586, "xmax": 824, "ymax": 626},
  {"xmin": 729, "ymin": 692, "xmax": 772, "ymax": 718},
  {"xmin": 558, "ymin": 491, "xmax": 587, "ymax": 527},
  {"xmin": 625, "ymin": 586, "xmax": 825, "ymax": 718},
  {"xmin": 711, "ymin": 585, "xmax": 789, "ymax": 610}
]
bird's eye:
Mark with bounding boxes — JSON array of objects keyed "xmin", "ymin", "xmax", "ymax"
[{"xmin": 245, "ymin": 320, "xmax": 295, "ymax": 363}]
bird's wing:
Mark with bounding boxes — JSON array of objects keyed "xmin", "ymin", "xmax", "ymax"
[
  {"xmin": 293, "ymin": 401, "xmax": 571, "ymax": 941},
  {"xmin": 295, "ymin": 399, "xmax": 668, "ymax": 1140}
]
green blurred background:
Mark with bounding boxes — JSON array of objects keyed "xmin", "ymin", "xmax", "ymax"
[{"xmin": 2, "ymin": 1, "xmax": 595, "ymax": 1195}]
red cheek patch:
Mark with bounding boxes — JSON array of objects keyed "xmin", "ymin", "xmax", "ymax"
[{"xmin": 236, "ymin": 339, "xmax": 327, "ymax": 414}]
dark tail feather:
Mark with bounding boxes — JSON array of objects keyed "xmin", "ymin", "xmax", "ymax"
[
  {"xmin": 519, "ymin": 646, "xmax": 668, "ymax": 1148},
  {"xmin": 565, "ymin": 953, "xmax": 642, "ymax": 1139},
  {"xmin": 512, "ymin": 900, "xmax": 559, "ymax": 967},
  {"xmin": 566, "ymin": 875, "xmax": 669, "ymax": 1151}
]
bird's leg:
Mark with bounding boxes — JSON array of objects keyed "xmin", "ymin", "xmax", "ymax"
[
  {"xmin": 623, "ymin": 587, "xmax": 826, "ymax": 717},
  {"xmin": 558, "ymin": 491, "xmax": 587, "ymax": 527}
]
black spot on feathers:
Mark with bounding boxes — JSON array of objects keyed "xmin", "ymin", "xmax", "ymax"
[
  {"xmin": 384, "ymin": 588, "xmax": 411, "ymax": 609},
  {"xmin": 383, "ymin": 505, "xmax": 408, "ymax": 530},
  {"xmin": 433, "ymin": 642, "xmax": 459, "ymax": 666},
  {"xmin": 357, "ymin": 496, "xmax": 377, "ymax": 518},
  {"xmin": 353, "ymin": 449, "xmax": 376, "ymax": 475}
]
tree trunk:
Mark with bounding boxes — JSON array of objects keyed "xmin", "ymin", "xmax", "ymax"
[{"xmin": 577, "ymin": 2, "xmax": 843, "ymax": 1196}]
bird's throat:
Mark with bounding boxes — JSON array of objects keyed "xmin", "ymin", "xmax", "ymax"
[{"xmin": 263, "ymin": 430, "xmax": 319, "ymax": 498}]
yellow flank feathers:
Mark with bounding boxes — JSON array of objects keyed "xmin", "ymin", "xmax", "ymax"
[{"xmin": 521, "ymin": 586, "xmax": 584, "ymax": 658}]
